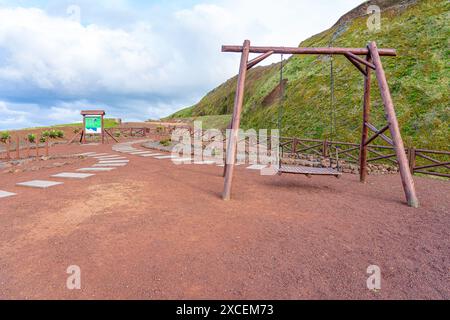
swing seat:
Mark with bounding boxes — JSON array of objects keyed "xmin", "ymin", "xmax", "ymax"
[{"xmin": 278, "ymin": 164, "xmax": 342, "ymax": 178}]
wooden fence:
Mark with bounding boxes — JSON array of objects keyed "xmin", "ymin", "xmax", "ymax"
[
  {"xmin": 0, "ymin": 135, "xmax": 50, "ymax": 161},
  {"xmin": 279, "ymin": 137, "xmax": 449, "ymax": 179}
]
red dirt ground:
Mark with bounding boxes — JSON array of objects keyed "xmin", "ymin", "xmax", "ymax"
[{"xmin": 0, "ymin": 140, "xmax": 449, "ymax": 300}]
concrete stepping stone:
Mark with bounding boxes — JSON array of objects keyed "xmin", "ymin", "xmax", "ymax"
[
  {"xmin": 87, "ymin": 153, "xmax": 109, "ymax": 157},
  {"xmin": 94, "ymin": 155, "xmax": 125, "ymax": 159},
  {"xmin": 98, "ymin": 160, "xmax": 129, "ymax": 163},
  {"xmin": 93, "ymin": 163, "xmax": 128, "ymax": 167},
  {"xmin": 247, "ymin": 164, "xmax": 268, "ymax": 170},
  {"xmin": 0, "ymin": 190, "xmax": 16, "ymax": 198},
  {"xmin": 17, "ymin": 180, "xmax": 64, "ymax": 189},
  {"xmin": 154, "ymin": 155, "xmax": 178, "ymax": 159},
  {"xmin": 194, "ymin": 160, "xmax": 216, "ymax": 165},
  {"xmin": 140, "ymin": 153, "xmax": 163, "ymax": 157},
  {"xmin": 172, "ymin": 158, "xmax": 193, "ymax": 163},
  {"xmin": 52, "ymin": 172, "xmax": 95, "ymax": 179},
  {"xmin": 77, "ymin": 167, "xmax": 116, "ymax": 172}
]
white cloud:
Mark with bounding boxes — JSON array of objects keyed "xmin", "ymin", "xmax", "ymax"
[{"xmin": 0, "ymin": 1, "xmax": 363, "ymax": 129}]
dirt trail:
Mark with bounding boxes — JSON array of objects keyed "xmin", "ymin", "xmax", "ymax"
[{"xmin": 0, "ymin": 141, "xmax": 449, "ymax": 299}]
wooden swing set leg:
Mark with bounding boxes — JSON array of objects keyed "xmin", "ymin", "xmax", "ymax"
[
  {"xmin": 369, "ymin": 42, "xmax": 419, "ymax": 208},
  {"xmin": 223, "ymin": 40, "xmax": 250, "ymax": 200},
  {"xmin": 359, "ymin": 53, "xmax": 372, "ymax": 183}
]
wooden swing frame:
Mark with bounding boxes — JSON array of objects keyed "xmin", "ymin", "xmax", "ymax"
[{"xmin": 222, "ymin": 40, "xmax": 419, "ymax": 208}]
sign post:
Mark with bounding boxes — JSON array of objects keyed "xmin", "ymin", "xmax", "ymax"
[{"xmin": 81, "ymin": 110, "xmax": 105, "ymax": 144}]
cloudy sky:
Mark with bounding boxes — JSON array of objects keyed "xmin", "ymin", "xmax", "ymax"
[{"xmin": 0, "ymin": 0, "xmax": 363, "ymax": 130}]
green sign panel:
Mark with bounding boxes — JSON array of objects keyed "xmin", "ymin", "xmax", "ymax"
[{"xmin": 85, "ymin": 116, "xmax": 102, "ymax": 134}]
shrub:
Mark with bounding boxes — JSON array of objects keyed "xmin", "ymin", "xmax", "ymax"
[
  {"xmin": 56, "ymin": 130, "xmax": 64, "ymax": 138},
  {"xmin": 156, "ymin": 126, "xmax": 164, "ymax": 133},
  {"xmin": 42, "ymin": 130, "xmax": 50, "ymax": 138},
  {"xmin": 27, "ymin": 133, "xmax": 36, "ymax": 143},
  {"xmin": 39, "ymin": 136, "xmax": 47, "ymax": 143},
  {"xmin": 160, "ymin": 138, "xmax": 171, "ymax": 147},
  {"xmin": 0, "ymin": 131, "xmax": 10, "ymax": 143}
]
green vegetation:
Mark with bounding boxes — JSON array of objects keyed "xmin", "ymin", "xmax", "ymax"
[
  {"xmin": 168, "ymin": 0, "xmax": 449, "ymax": 150},
  {"xmin": 160, "ymin": 138, "xmax": 172, "ymax": 147},
  {"xmin": 0, "ymin": 131, "xmax": 11, "ymax": 143},
  {"xmin": 26, "ymin": 118, "xmax": 120, "ymax": 130},
  {"xmin": 27, "ymin": 133, "xmax": 36, "ymax": 143},
  {"xmin": 168, "ymin": 115, "xmax": 232, "ymax": 130},
  {"xmin": 42, "ymin": 129, "xmax": 64, "ymax": 139}
]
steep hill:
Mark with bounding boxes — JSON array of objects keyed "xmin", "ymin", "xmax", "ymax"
[{"xmin": 168, "ymin": 0, "xmax": 449, "ymax": 149}]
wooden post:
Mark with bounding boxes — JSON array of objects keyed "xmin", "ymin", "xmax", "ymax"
[
  {"xmin": 101, "ymin": 115, "xmax": 105, "ymax": 144},
  {"xmin": 323, "ymin": 139, "xmax": 329, "ymax": 157},
  {"xmin": 6, "ymin": 137, "xmax": 11, "ymax": 160},
  {"xmin": 16, "ymin": 135, "xmax": 20, "ymax": 159},
  {"xmin": 359, "ymin": 53, "xmax": 372, "ymax": 183},
  {"xmin": 82, "ymin": 116, "xmax": 87, "ymax": 144},
  {"xmin": 26, "ymin": 137, "xmax": 30, "ymax": 158},
  {"xmin": 369, "ymin": 41, "xmax": 419, "ymax": 208},
  {"xmin": 223, "ymin": 40, "xmax": 251, "ymax": 200},
  {"xmin": 45, "ymin": 138, "xmax": 49, "ymax": 157},
  {"xmin": 408, "ymin": 147, "xmax": 416, "ymax": 173}
]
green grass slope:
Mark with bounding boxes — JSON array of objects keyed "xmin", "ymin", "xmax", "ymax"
[{"xmin": 168, "ymin": 0, "xmax": 449, "ymax": 149}]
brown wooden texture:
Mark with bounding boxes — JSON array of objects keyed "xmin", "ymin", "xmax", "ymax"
[
  {"xmin": 223, "ymin": 40, "xmax": 251, "ymax": 200},
  {"xmin": 222, "ymin": 45, "xmax": 397, "ymax": 56},
  {"xmin": 369, "ymin": 41, "xmax": 419, "ymax": 208}
]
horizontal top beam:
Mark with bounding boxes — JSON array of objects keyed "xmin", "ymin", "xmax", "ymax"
[
  {"xmin": 222, "ymin": 45, "xmax": 397, "ymax": 56},
  {"xmin": 81, "ymin": 110, "xmax": 105, "ymax": 116}
]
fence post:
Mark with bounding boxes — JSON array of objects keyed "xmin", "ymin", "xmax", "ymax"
[
  {"xmin": 45, "ymin": 138, "xmax": 49, "ymax": 157},
  {"xmin": 323, "ymin": 139, "xmax": 329, "ymax": 157},
  {"xmin": 16, "ymin": 135, "xmax": 20, "ymax": 159},
  {"xmin": 26, "ymin": 137, "xmax": 30, "ymax": 158},
  {"xmin": 408, "ymin": 147, "xmax": 416, "ymax": 174},
  {"xmin": 6, "ymin": 137, "xmax": 11, "ymax": 160}
]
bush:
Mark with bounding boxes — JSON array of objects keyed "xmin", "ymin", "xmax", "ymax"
[
  {"xmin": 160, "ymin": 138, "xmax": 171, "ymax": 147},
  {"xmin": 27, "ymin": 133, "xmax": 36, "ymax": 143},
  {"xmin": 55, "ymin": 130, "xmax": 64, "ymax": 138},
  {"xmin": 156, "ymin": 126, "xmax": 164, "ymax": 133},
  {"xmin": 39, "ymin": 136, "xmax": 47, "ymax": 143},
  {"xmin": 0, "ymin": 131, "xmax": 10, "ymax": 143}
]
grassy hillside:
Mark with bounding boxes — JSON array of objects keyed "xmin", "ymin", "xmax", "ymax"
[{"xmin": 169, "ymin": 0, "xmax": 449, "ymax": 149}]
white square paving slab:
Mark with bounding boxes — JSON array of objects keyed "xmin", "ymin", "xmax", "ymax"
[
  {"xmin": 140, "ymin": 153, "xmax": 163, "ymax": 157},
  {"xmin": 194, "ymin": 161, "xmax": 216, "ymax": 165},
  {"xmin": 87, "ymin": 153, "xmax": 109, "ymax": 157},
  {"xmin": 93, "ymin": 163, "xmax": 128, "ymax": 167},
  {"xmin": 0, "ymin": 190, "xmax": 16, "ymax": 198},
  {"xmin": 246, "ymin": 164, "xmax": 268, "ymax": 170},
  {"xmin": 172, "ymin": 158, "xmax": 193, "ymax": 163},
  {"xmin": 52, "ymin": 172, "xmax": 95, "ymax": 179},
  {"xmin": 17, "ymin": 180, "xmax": 64, "ymax": 189},
  {"xmin": 130, "ymin": 151, "xmax": 152, "ymax": 155},
  {"xmin": 95, "ymin": 155, "xmax": 124, "ymax": 159},
  {"xmin": 77, "ymin": 167, "xmax": 116, "ymax": 172},
  {"xmin": 98, "ymin": 160, "xmax": 130, "ymax": 163},
  {"xmin": 154, "ymin": 155, "xmax": 177, "ymax": 159}
]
